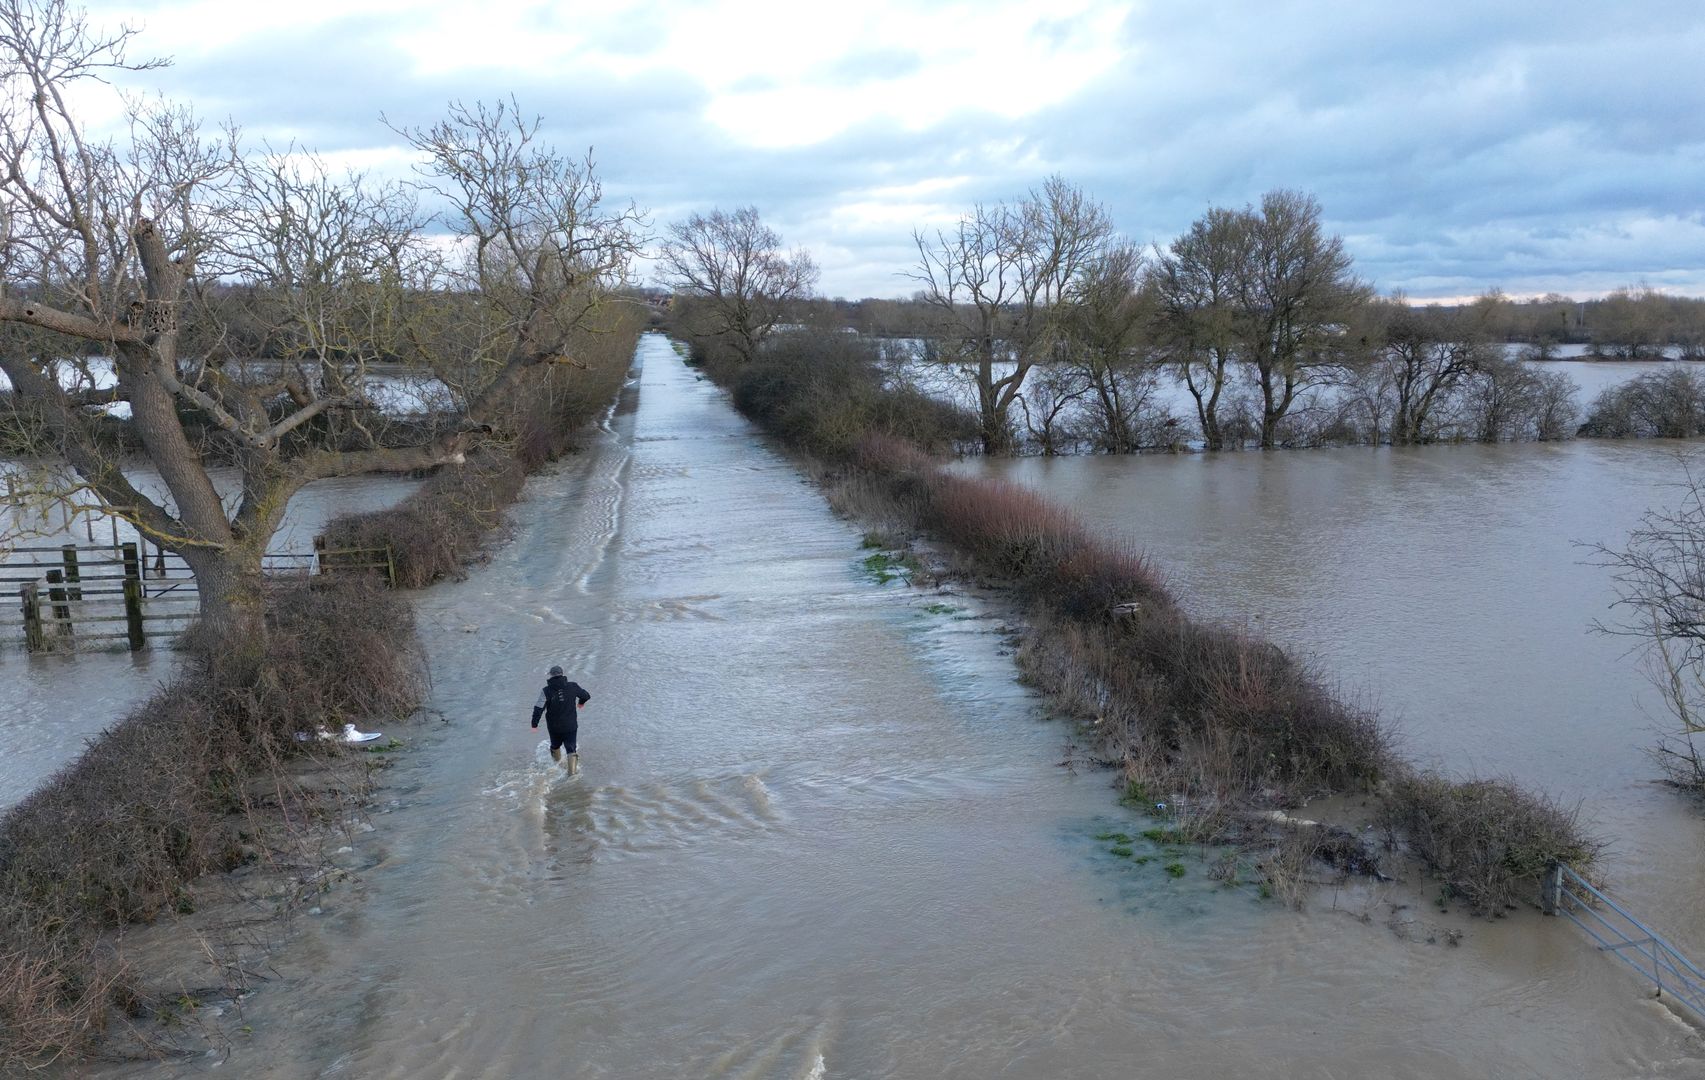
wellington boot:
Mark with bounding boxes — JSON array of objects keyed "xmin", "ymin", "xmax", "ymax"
[
  {"xmin": 566, "ymin": 752, "xmax": 579, "ymax": 776},
  {"xmin": 550, "ymin": 746, "xmax": 563, "ymax": 763}
]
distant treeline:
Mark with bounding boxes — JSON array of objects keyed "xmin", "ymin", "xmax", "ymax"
[
  {"xmin": 790, "ymin": 286, "xmax": 1705, "ymax": 360},
  {"xmin": 665, "ymin": 183, "xmax": 1705, "ymax": 455},
  {"xmin": 677, "ymin": 289, "xmax": 1600, "ymax": 453}
]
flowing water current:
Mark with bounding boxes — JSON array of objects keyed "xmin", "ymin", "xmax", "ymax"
[{"xmin": 74, "ymin": 336, "xmax": 1705, "ymax": 1077}]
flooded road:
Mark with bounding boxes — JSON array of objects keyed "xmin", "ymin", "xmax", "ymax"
[{"xmin": 104, "ymin": 334, "xmax": 1705, "ymax": 1079}]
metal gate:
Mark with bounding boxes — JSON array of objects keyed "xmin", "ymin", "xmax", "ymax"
[{"xmin": 1549, "ymin": 862, "xmax": 1705, "ymax": 1021}]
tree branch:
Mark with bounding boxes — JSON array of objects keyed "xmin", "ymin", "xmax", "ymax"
[
  {"xmin": 294, "ymin": 430, "xmax": 480, "ymax": 483},
  {"xmin": 262, "ymin": 393, "xmax": 368, "ymax": 445},
  {"xmin": 0, "ymin": 296, "xmax": 143, "ymax": 343}
]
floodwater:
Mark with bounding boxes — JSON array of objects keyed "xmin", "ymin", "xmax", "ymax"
[
  {"xmin": 889, "ymin": 344, "xmax": 1685, "ymax": 444},
  {"xmin": 93, "ymin": 335, "xmax": 1705, "ymax": 1078},
  {"xmin": 1, "ymin": 471, "xmax": 421, "ymax": 811},
  {"xmin": 0, "ymin": 359, "xmax": 453, "ymax": 420},
  {"xmin": 967, "ymin": 443, "xmax": 1705, "ymax": 951}
]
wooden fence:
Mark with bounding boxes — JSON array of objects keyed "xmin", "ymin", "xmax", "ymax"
[{"xmin": 2, "ymin": 537, "xmax": 393, "ymax": 653}]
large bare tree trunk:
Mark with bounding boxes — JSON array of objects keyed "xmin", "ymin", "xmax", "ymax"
[{"xmin": 180, "ymin": 545, "xmax": 268, "ymax": 645}]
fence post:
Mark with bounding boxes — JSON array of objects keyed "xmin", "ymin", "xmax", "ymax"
[
  {"xmin": 61, "ymin": 544, "xmax": 81, "ymax": 602},
  {"xmin": 152, "ymin": 539, "xmax": 165, "ymax": 579},
  {"xmin": 21, "ymin": 583, "xmax": 44, "ymax": 652},
  {"xmin": 121, "ymin": 541, "xmax": 141, "ymax": 581},
  {"xmin": 314, "ymin": 535, "xmax": 328, "ymax": 577},
  {"xmin": 46, "ymin": 569, "xmax": 71, "ymax": 640},
  {"xmin": 384, "ymin": 546, "xmax": 396, "ymax": 588},
  {"xmin": 124, "ymin": 577, "xmax": 146, "ymax": 651},
  {"xmin": 1542, "ymin": 861, "xmax": 1562, "ymax": 916}
]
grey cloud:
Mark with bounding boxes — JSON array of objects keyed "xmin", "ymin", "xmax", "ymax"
[
  {"xmin": 92, "ymin": 0, "xmax": 1705, "ymax": 298},
  {"xmin": 144, "ymin": 16, "xmax": 437, "ymax": 148}
]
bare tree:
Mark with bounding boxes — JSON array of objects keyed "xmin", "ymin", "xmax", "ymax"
[
  {"xmin": 395, "ymin": 99, "xmax": 644, "ymax": 399},
  {"xmin": 1241, "ymin": 190, "xmax": 1370, "ymax": 449},
  {"xmin": 1151, "ymin": 207, "xmax": 1248, "ymax": 451},
  {"xmin": 213, "ymin": 147, "xmax": 435, "ymax": 445},
  {"xmin": 0, "ymin": 4, "xmax": 641, "ymax": 640},
  {"xmin": 1594, "ymin": 463, "xmax": 1705, "ymax": 793},
  {"xmin": 1340, "ymin": 349, "xmax": 1396, "ymax": 446},
  {"xmin": 1152, "ymin": 191, "xmax": 1368, "ymax": 451},
  {"xmin": 1368, "ymin": 294, "xmax": 1497, "ymax": 445},
  {"xmin": 910, "ymin": 176, "xmax": 1113, "ymax": 453},
  {"xmin": 1591, "ymin": 285, "xmax": 1667, "ymax": 359},
  {"xmin": 658, "ymin": 206, "xmax": 816, "ymax": 364},
  {"xmin": 1059, "ymin": 241, "xmax": 1158, "ymax": 453},
  {"xmin": 1016, "ymin": 360, "xmax": 1091, "ymax": 454}
]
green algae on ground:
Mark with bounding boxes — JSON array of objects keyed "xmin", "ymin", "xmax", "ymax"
[
  {"xmin": 1142, "ymin": 826, "xmax": 1188, "ymax": 845},
  {"xmin": 861, "ymin": 551, "xmax": 916, "ymax": 584}
]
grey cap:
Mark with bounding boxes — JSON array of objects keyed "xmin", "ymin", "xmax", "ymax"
[{"xmin": 548, "ymin": 665, "xmax": 564, "ymax": 677}]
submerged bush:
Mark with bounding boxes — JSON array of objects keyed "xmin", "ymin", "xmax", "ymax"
[
  {"xmin": 1380, "ymin": 772, "xmax": 1600, "ymax": 916},
  {"xmin": 729, "ymin": 332, "xmax": 977, "ymax": 461},
  {"xmin": 325, "ymin": 451, "xmax": 528, "ymax": 588},
  {"xmin": 1579, "ymin": 367, "xmax": 1705, "ymax": 439}
]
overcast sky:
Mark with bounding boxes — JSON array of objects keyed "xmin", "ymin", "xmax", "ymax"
[{"xmin": 80, "ymin": 0, "xmax": 1705, "ymax": 301}]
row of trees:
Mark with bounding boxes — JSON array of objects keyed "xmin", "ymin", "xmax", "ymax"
[
  {"xmin": 899, "ymin": 184, "xmax": 1589, "ymax": 453},
  {"xmin": 993, "ymin": 335, "xmax": 1579, "ymax": 454},
  {"xmin": 1492, "ymin": 287, "xmax": 1705, "ymax": 359},
  {"xmin": 655, "ymin": 183, "xmax": 1608, "ymax": 455},
  {"xmin": 662, "ymin": 182, "xmax": 1374, "ymax": 452},
  {"xmin": 794, "ymin": 282, "xmax": 1705, "ymax": 360},
  {"xmin": 0, "ymin": 1, "xmax": 644, "ymax": 636}
]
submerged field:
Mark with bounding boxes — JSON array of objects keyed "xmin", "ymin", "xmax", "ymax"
[
  {"xmin": 967, "ymin": 439, "xmax": 1705, "ymax": 946},
  {"xmin": 76, "ymin": 336, "xmax": 1704, "ymax": 1078}
]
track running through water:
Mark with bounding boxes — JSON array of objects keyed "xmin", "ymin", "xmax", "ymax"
[{"xmin": 99, "ymin": 335, "xmax": 1705, "ymax": 1079}]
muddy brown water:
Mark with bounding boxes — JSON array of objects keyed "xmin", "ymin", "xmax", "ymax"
[
  {"xmin": 964, "ymin": 440, "xmax": 1705, "ymax": 944},
  {"xmin": 86, "ymin": 336, "xmax": 1705, "ymax": 1077}
]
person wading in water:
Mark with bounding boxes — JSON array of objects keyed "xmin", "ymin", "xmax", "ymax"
[{"xmin": 531, "ymin": 665, "xmax": 591, "ymax": 770}]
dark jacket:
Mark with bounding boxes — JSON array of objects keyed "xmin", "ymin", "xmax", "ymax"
[{"xmin": 532, "ymin": 674, "xmax": 590, "ymax": 728}]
